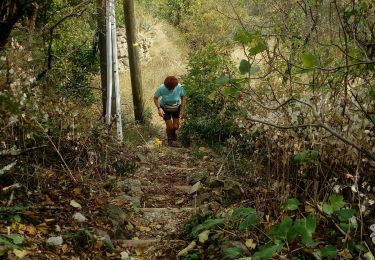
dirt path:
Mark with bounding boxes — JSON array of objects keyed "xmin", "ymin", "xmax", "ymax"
[
  {"xmin": 119, "ymin": 21, "xmax": 188, "ymax": 130},
  {"xmin": 114, "ymin": 145, "xmax": 196, "ymax": 259}
]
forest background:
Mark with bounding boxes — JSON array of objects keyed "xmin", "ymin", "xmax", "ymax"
[{"xmin": 0, "ymin": 0, "xmax": 375, "ymax": 259}]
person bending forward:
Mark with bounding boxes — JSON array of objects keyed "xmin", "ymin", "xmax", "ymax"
[{"xmin": 153, "ymin": 76, "xmax": 186, "ymax": 146}]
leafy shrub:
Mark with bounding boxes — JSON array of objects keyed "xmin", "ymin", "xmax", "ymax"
[{"xmin": 180, "ymin": 45, "xmax": 241, "ymax": 145}]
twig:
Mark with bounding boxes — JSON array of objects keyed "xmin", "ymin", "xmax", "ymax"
[
  {"xmin": 34, "ymin": 121, "xmax": 77, "ymax": 182},
  {"xmin": 216, "ymin": 150, "xmax": 231, "ymax": 177},
  {"xmin": 7, "ymin": 191, "xmax": 15, "ymax": 207},
  {"xmin": 134, "ymin": 126, "xmax": 152, "ymax": 150},
  {"xmin": 246, "ymin": 116, "xmax": 375, "ymax": 161},
  {"xmin": 0, "ymin": 145, "xmax": 47, "ymax": 156}
]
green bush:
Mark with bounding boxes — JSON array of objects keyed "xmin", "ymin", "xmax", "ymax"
[{"xmin": 181, "ymin": 45, "xmax": 240, "ymax": 145}]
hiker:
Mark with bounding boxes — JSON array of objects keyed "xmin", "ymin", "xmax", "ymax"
[{"xmin": 153, "ymin": 76, "xmax": 186, "ymax": 146}]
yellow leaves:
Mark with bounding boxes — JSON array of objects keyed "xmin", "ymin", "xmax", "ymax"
[
  {"xmin": 62, "ymin": 244, "xmax": 70, "ymax": 254},
  {"xmin": 198, "ymin": 230, "xmax": 210, "ymax": 243},
  {"xmin": 177, "ymin": 241, "xmax": 196, "ymax": 257},
  {"xmin": 36, "ymin": 223, "xmax": 49, "ymax": 234},
  {"xmin": 154, "ymin": 138, "xmax": 163, "ymax": 147},
  {"xmin": 137, "ymin": 225, "xmax": 151, "ymax": 232},
  {"xmin": 245, "ymin": 239, "xmax": 257, "ymax": 249},
  {"xmin": 16, "ymin": 224, "xmax": 37, "ymax": 235},
  {"xmin": 13, "ymin": 249, "xmax": 28, "ymax": 258},
  {"xmin": 175, "ymin": 198, "xmax": 185, "ymax": 205},
  {"xmin": 338, "ymin": 248, "xmax": 353, "ymax": 259},
  {"xmin": 73, "ymin": 187, "xmax": 82, "ymax": 195}
]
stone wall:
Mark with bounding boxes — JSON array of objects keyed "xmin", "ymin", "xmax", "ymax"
[{"xmin": 116, "ymin": 28, "xmax": 152, "ymax": 71}]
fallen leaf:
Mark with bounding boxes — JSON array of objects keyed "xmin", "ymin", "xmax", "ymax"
[
  {"xmin": 338, "ymin": 249, "xmax": 353, "ymax": 259},
  {"xmin": 198, "ymin": 230, "xmax": 210, "ymax": 243},
  {"xmin": 36, "ymin": 223, "xmax": 49, "ymax": 234},
  {"xmin": 177, "ymin": 241, "xmax": 196, "ymax": 257},
  {"xmin": 44, "ymin": 195, "xmax": 54, "ymax": 205},
  {"xmin": 304, "ymin": 203, "xmax": 315, "ymax": 213},
  {"xmin": 135, "ymin": 248, "xmax": 144, "ymax": 256},
  {"xmin": 137, "ymin": 226, "xmax": 151, "ymax": 232},
  {"xmin": 245, "ymin": 239, "xmax": 257, "ymax": 249},
  {"xmin": 175, "ymin": 198, "xmax": 185, "ymax": 205},
  {"xmin": 345, "ymin": 173, "xmax": 355, "ymax": 182},
  {"xmin": 62, "ymin": 244, "xmax": 69, "ymax": 253},
  {"xmin": 13, "ymin": 249, "xmax": 28, "ymax": 258},
  {"xmin": 70, "ymin": 200, "xmax": 82, "ymax": 209},
  {"xmin": 73, "ymin": 188, "xmax": 81, "ymax": 195},
  {"xmin": 18, "ymin": 224, "xmax": 36, "ymax": 235}
]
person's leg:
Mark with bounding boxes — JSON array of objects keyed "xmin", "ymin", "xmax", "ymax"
[
  {"xmin": 165, "ymin": 119, "xmax": 174, "ymax": 144},
  {"xmin": 172, "ymin": 118, "xmax": 180, "ymax": 141}
]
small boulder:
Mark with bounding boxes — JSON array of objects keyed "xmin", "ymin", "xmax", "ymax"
[
  {"xmin": 46, "ymin": 236, "xmax": 63, "ymax": 246},
  {"xmin": 223, "ymin": 180, "xmax": 244, "ymax": 202},
  {"xmin": 189, "ymin": 181, "xmax": 203, "ymax": 194},
  {"xmin": 73, "ymin": 212, "xmax": 87, "ymax": 223},
  {"xmin": 187, "ymin": 171, "xmax": 209, "ymax": 185},
  {"xmin": 206, "ymin": 176, "xmax": 224, "ymax": 188}
]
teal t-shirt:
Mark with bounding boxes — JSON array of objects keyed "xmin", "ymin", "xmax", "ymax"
[{"xmin": 154, "ymin": 83, "xmax": 186, "ymax": 106}]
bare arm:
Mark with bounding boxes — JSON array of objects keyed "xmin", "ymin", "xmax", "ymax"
[
  {"xmin": 180, "ymin": 96, "xmax": 186, "ymax": 119},
  {"xmin": 154, "ymin": 96, "xmax": 164, "ymax": 117}
]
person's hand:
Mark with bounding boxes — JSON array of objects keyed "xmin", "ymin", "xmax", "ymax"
[
  {"xmin": 180, "ymin": 110, "xmax": 185, "ymax": 120},
  {"xmin": 158, "ymin": 107, "xmax": 165, "ymax": 117}
]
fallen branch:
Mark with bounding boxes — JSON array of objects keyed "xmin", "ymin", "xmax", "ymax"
[
  {"xmin": 0, "ymin": 145, "xmax": 48, "ymax": 156},
  {"xmin": 0, "ymin": 161, "xmax": 17, "ymax": 176}
]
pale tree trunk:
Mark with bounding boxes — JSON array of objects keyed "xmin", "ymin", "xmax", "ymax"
[{"xmin": 123, "ymin": 0, "xmax": 144, "ymax": 123}]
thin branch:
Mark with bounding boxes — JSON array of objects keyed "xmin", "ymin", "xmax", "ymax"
[
  {"xmin": 0, "ymin": 145, "xmax": 48, "ymax": 156},
  {"xmin": 246, "ymin": 116, "xmax": 375, "ymax": 161}
]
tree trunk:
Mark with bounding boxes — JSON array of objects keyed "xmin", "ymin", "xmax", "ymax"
[
  {"xmin": 96, "ymin": 0, "xmax": 107, "ymax": 117},
  {"xmin": 0, "ymin": 0, "xmax": 22, "ymax": 49},
  {"xmin": 123, "ymin": 0, "xmax": 144, "ymax": 123}
]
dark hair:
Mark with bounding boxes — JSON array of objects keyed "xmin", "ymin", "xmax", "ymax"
[{"xmin": 164, "ymin": 76, "xmax": 179, "ymax": 89}]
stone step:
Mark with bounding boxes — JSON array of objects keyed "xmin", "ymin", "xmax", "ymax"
[
  {"xmin": 128, "ymin": 207, "xmax": 195, "ymax": 239},
  {"xmin": 141, "ymin": 185, "xmax": 193, "ymax": 207},
  {"xmin": 116, "ymin": 239, "xmax": 187, "ymax": 259}
]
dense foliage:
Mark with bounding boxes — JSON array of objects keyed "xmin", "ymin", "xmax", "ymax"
[{"xmin": 146, "ymin": 0, "xmax": 375, "ymax": 257}]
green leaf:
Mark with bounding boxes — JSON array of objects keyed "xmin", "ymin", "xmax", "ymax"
[
  {"xmin": 7, "ymin": 234, "xmax": 24, "ymax": 245},
  {"xmin": 235, "ymin": 29, "xmax": 252, "ymax": 44},
  {"xmin": 222, "ymin": 247, "xmax": 244, "ymax": 260},
  {"xmin": 301, "ymin": 52, "xmax": 317, "ymax": 69},
  {"xmin": 323, "ymin": 204, "xmax": 334, "ymax": 215},
  {"xmin": 239, "ymin": 59, "xmax": 251, "ymax": 74},
  {"xmin": 283, "ymin": 198, "xmax": 301, "ymax": 211},
  {"xmin": 232, "ymin": 207, "xmax": 256, "ymax": 219},
  {"xmin": 320, "ymin": 245, "xmax": 337, "ymax": 258},
  {"xmin": 293, "ymin": 151, "xmax": 308, "ymax": 163},
  {"xmin": 191, "ymin": 219, "xmax": 224, "ymax": 237},
  {"xmin": 329, "ymin": 195, "xmax": 346, "ymax": 211},
  {"xmin": 339, "ymin": 223, "xmax": 354, "ymax": 233},
  {"xmin": 232, "ymin": 207, "xmax": 257, "ymax": 230},
  {"xmin": 216, "ymin": 74, "xmax": 231, "ymax": 85},
  {"xmin": 287, "ymin": 215, "xmax": 317, "ymax": 247},
  {"xmin": 253, "ymin": 240, "xmax": 284, "ymax": 260},
  {"xmin": 310, "ymin": 150, "xmax": 319, "ymax": 161},
  {"xmin": 0, "ymin": 236, "xmax": 14, "ymax": 247},
  {"xmin": 239, "ymin": 212, "xmax": 257, "ymax": 230},
  {"xmin": 271, "ymin": 217, "xmax": 293, "ymax": 239},
  {"xmin": 336, "ymin": 209, "xmax": 356, "ymax": 222},
  {"xmin": 370, "ymin": 114, "xmax": 375, "ymax": 124},
  {"xmin": 248, "ymin": 34, "xmax": 266, "ymax": 56}
]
